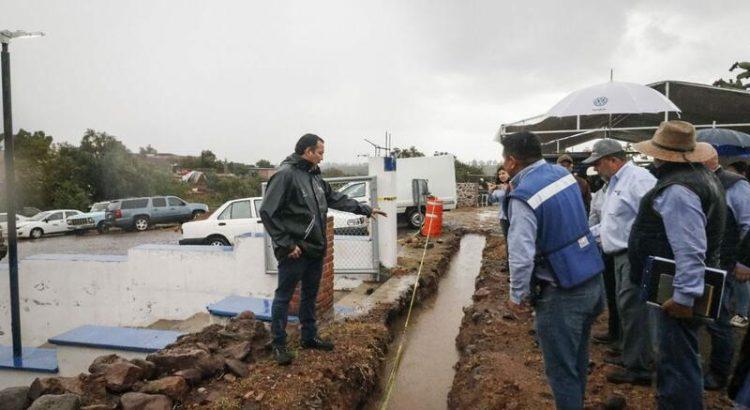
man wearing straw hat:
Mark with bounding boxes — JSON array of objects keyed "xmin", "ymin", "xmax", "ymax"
[{"xmin": 628, "ymin": 120, "xmax": 726, "ymax": 408}]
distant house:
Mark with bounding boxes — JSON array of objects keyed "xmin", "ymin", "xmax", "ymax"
[
  {"xmin": 249, "ymin": 167, "xmax": 276, "ymax": 181},
  {"xmin": 180, "ymin": 170, "xmax": 208, "ymax": 192}
]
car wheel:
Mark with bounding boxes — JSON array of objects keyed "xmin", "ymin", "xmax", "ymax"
[
  {"xmin": 96, "ymin": 222, "xmax": 110, "ymax": 234},
  {"xmin": 133, "ymin": 216, "xmax": 150, "ymax": 232},
  {"xmin": 207, "ymin": 235, "xmax": 230, "ymax": 246},
  {"xmin": 407, "ymin": 209, "xmax": 424, "ymax": 229},
  {"xmin": 192, "ymin": 210, "xmax": 206, "ymax": 220},
  {"xmin": 30, "ymin": 228, "xmax": 44, "ymax": 240}
]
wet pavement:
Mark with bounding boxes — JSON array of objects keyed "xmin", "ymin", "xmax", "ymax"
[
  {"xmin": 14, "ymin": 226, "xmax": 181, "ymax": 260},
  {"xmin": 370, "ymin": 234, "xmax": 486, "ymax": 410}
]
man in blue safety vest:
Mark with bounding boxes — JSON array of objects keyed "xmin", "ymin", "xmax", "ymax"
[{"xmin": 502, "ymin": 131, "xmax": 605, "ymax": 409}]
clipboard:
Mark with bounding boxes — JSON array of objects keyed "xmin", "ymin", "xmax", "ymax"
[{"xmin": 642, "ymin": 256, "xmax": 727, "ymax": 321}]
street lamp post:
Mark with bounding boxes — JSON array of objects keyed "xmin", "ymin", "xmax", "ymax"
[{"xmin": 1, "ymin": 29, "xmax": 44, "ymax": 362}]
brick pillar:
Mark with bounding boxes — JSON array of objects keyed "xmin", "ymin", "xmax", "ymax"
[{"xmin": 289, "ymin": 216, "xmax": 334, "ymax": 320}]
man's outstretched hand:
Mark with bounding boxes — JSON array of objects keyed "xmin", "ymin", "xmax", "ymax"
[{"xmin": 370, "ymin": 208, "xmax": 388, "ymax": 218}]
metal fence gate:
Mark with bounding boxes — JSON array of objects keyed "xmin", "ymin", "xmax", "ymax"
[{"xmin": 262, "ymin": 176, "xmax": 380, "ymax": 277}]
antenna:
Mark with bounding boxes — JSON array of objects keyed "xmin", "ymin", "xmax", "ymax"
[{"xmin": 610, "ymin": 68, "xmax": 614, "ymax": 82}]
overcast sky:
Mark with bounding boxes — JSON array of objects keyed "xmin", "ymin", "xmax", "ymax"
[{"xmin": 2, "ymin": 1, "xmax": 749, "ymax": 164}]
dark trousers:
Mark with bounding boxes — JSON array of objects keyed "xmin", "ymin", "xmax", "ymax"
[
  {"xmin": 655, "ymin": 308, "xmax": 703, "ymax": 410},
  {"xmin": 706, "ymin": 275, "xmax": 736, "ymax": 379},
  {"xmin": 271, "ymin": 255, "xmax": 323, "ymax": 346},
  {"xmin": 602, "ymin": 254, "xmax": 621, "ymax": 340}
]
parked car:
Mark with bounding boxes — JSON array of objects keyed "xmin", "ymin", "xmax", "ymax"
[
  {"xmin": 16, "ymin": 209, "xmax": 83, "ymax": 239},
  {"xmin": 67, "ymin": 202, "xmax": 111, "ymax": 234},
  {"xmin": 0, "ymin": 213, "xmax": 30, "ymax": 233},
  {"xmin": 0, "ymin": 226, "xmax": 6, "ymax": 261},
  {"xmin": 105, "ymin": 196, "xmax": 209, "ymax": 232},
  {"xmin": 179, "ymin": 196, "xmax": 368, "ymax": 246}
]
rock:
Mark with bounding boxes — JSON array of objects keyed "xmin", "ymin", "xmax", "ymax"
[
  {"xmin": 223, "ymin": 373, "xmax": 236, "ymax": 382},
  {"xmin": 196, "ymin": 354, "xmax": 225, "ymax": 377},
  {"xmin": 0, "ymin": 386, "xmax": 31, "ymax": 410},
  {"xmin": 225, "ymin": 359, "xmax": 249, "ymax": 378},
  {"xmin": 603, "ymin": 393, "xmax": 626, "ymax": 410},
  {"xmin": 28, "ymin": 394, "xmax": 80, "ymax": 410},
  {"xmin": 88, "ymin": 355, "xmax": 125, "ymax": 374},
  {"xmin": 473, "ymin": 287, "xmax": 491, "ymax": 300},
  {"xmin": 146, "ymin": 348, "xmax": 208, "ymax": 374},
  {"xmin": 221, "ymin": 341, "xmax": 252, "ymax": 361},
  {"xmin": 138, "ymin": 376, "xmax": 188, "ymax": 400},
  {"xmin": 236, "ymin": 311, "xmax": 256, "ymax": 320},
  {"xmin": 129, "ymin": 359, "xmax": 156, "ymax": 380},
  {"xmin": 174, "ymin": 368, "xmax": 203, "ymax": 385},
  {"xmin": 120, "ymin": 393, "xmax": 172, "ymax": 410},
  {"xmin": 29, "ymin": 378, "xmax": 66, "ymax": 400},
  {"xmin": 104, "ymin": 362, "xmax": 144, "ymax": 393},
  {"xmin": 81, "ymin": 405, "xmax": 116, "ymax": 410}
]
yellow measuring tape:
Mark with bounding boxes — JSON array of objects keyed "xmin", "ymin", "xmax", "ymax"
[{"xmin": 379, "ymin": 212, "xmax": 435, "ymax": 410}]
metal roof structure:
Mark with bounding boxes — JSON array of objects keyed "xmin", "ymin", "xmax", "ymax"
[{"xmin": 497, "ymin": 81, "xmax": 750, "ymax": 153}]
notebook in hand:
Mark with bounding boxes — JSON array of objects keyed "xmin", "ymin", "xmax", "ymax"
[{"xmin": 642, "ymin": 256, "xmax": 727, "ymax": 320}]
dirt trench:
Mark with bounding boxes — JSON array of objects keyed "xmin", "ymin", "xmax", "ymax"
[{"xmin": 448, "ymin": 233, "xmax": 736, "ymax": 409}]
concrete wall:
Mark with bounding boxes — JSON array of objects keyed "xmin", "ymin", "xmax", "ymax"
[
  {"xmin": 457, "ymin": 183, "xmax": 479, "ymax": 208},
  {"xmin": 0, "ymin": 234, "xmax": 273, "ymax": 348}
]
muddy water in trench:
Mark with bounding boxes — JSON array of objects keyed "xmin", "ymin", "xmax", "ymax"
[{"xmin": 369, "ymin": 234, "xmax": 486, "ymax": 410}]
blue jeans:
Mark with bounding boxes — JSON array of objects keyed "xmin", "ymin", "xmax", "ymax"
[
  {"xmin": 535, "ymin": 275, "xmax": 604, "ymax": 410},
  {"xmin": 655, "ymin": 308, "xmax": 703, "ymax": 410},
  {"xmin": 705, "ymin": 277, "xmax": 735, "ymax": 379},
  {"xmin": 271, "ymin": 255, "xmax": 323, "ymax": 346},
  {"xmin": 735, "ymin": 280, "xmax": 750, "ymax": 317}
]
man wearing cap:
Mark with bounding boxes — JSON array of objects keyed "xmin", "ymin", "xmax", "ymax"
[
  {"xmin": 583, "ymin": 139, "xmax": 657, "ymax": 386},
  {"xmin": 701, "ymin": 148, "xmax": 750, "ymax": 390},
  {"xmin": 502, "ymin": 132, "xmax": 604, "ymax": 409},
  {"xmin": 557, "ymin": 154, "xmax": 592, "ymax": 213},
  {"xmin": 629, "ymin": 120, "xmax": 726, "ymax": 408}
]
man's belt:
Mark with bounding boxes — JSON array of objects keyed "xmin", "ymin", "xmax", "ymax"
[{"xmin": 605, "ymin": 249, "xmax": 628, "ymax": 257}]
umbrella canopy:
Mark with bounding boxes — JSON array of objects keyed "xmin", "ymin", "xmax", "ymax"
[
  {"xmin": 697, "ymin": 128, "xmax": 750, "ymax": 148},
  {"xmin": 547, "ymin": 81, "xmax": 681, "ymax": 117},
  {"xmin": 697, "ymin": 128, "xmax": 750, "ymax": 157}
]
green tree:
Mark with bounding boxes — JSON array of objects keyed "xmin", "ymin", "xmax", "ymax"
[
  {"xmin": 392, "ymin": 146, "xmax": 425, "ymax": 158},
  {"xmin": 139, "ymin": 145, "xmax": 158, "ymax": 155},
  {"xmin": 199, "ymin": 150, "xmax": 219, "ymax": 169},
  {"xmin": 0, "ymin": 129, "xmax": 54, "ymax": 210},
  {"xmin": 255, "ymin": 159, "xmax": 273, "ymax": 168}
]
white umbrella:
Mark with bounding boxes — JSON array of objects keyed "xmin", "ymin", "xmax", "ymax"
[{"xmin": 547, "ymin": 81, "xmax": 680, "ymax": 117}]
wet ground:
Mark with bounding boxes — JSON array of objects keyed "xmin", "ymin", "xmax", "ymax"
[
  {"xmin": 14, "ymin": 226, "xmax": 181, "ymax": 259},
  {"xmin": 368, "ymin": 234, "xmax": 486, "ymax": 410}
]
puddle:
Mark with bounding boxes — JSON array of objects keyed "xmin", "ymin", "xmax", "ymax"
[{"xmin": 368, "ymin": 234, "xmax": 486, "ymax": 410}]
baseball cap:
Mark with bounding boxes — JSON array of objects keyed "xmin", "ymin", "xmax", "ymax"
[{"xmin": 582, "ymin": 139, "xmax": 625, "ymax": 164}]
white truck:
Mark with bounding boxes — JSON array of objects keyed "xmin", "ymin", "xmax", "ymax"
[{"xmin": 338, "ymin": 155, "xmax": 457, "ymax": 229}]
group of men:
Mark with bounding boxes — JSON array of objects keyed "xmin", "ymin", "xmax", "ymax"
[{"xmin": 500, "ymin": 120, "xmax": 750, "ymax": 409}]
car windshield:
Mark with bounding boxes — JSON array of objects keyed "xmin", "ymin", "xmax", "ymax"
[
  {"xmin": 90, "ymin": 203, "xmax": 108, "ymax": 212},
  {"xmin": 30, "ymin": 211, "xmax": 52, "ymax": 221}
]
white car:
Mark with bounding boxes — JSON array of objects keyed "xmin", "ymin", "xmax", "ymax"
[
  {"xmin": 17, "ymin": 209, "xmax": 83, "ymax": 239},
  {"xmin": 179, "ymin": 197, "xmax": 368, "ymax": 246},
  {"xmin": 0, "ymin": 213, "xmax": 30, "ymax": 233}
]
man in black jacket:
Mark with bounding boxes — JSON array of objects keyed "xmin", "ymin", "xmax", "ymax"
[{"xmin": 260, "ymin": 134, "xmax": 385, "ymax": 365}]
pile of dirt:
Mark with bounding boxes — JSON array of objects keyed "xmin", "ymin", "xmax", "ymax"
[{"xmin": 448, "ymin": 234, "xmax": 735, "ymax": 409}]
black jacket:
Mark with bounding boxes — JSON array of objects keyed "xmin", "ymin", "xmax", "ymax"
[
  {"xmin": 259, "ymin": 154, "xmax": 372, "ymax": 260},
  {"xmin": 628, "ymin": 162, "xmax": 726, "ymax": 284}
]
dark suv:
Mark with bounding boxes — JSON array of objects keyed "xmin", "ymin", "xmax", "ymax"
[{"xmin": 105, "ymin": 196, "xmax": 209, "ymax": 231}]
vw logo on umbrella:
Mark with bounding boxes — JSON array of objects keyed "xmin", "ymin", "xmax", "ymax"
[{"xmin": 593, "ymin": 96, "xmax": 609, "ymax": 107}]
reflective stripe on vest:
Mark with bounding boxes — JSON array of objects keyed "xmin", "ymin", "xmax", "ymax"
[{"xmin": 527, "ymin": 174, "xmax": 577, "ymax": 210}]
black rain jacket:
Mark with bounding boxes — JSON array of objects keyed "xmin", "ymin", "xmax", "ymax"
[{"xmin": 259, "ymin": 154, "xmax": 372, "ymax": 260}]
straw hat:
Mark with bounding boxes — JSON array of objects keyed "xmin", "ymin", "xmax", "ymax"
[{"xmin": 633, "ymin": 120, "xmax": 715, "ymax": 163}]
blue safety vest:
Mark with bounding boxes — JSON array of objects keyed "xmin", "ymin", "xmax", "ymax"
[{"xmin": 506, "ymin": 162, "xmax": 603, "ymax": 288}]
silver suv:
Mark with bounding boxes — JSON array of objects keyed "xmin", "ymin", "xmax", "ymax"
[{"xmin": 105, "ymin": 196, "xmax": 209, "ymax": 231}]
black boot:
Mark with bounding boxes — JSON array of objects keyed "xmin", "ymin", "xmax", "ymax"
[
  {"xmin": 704, "ymin": 372, "xmax": 727, "ymax": 391},
  {"xmin": 301, "ymin": 337, "xmax": 334, "ymax": 351},
  {"xmin": 273, "ymin": 344, "xmax": 294, "ymax": 365}
]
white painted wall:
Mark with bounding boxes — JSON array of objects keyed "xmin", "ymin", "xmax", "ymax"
[{"xmin": 0, "ymin": 234, "xmax": 272, "ymax": 348}]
